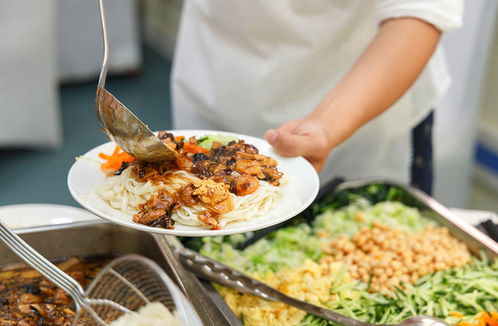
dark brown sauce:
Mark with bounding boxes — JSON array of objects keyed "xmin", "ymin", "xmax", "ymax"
[
  {"xmin": 130, "ymin": 136, "xmax": 283, "ymax": 230},
  {"xmin": 133, "ymin": 174, "xmax": 232, "ymax": 230},
  {"xmin": 0, "ymin": 256, "xmax": 112, "ymax": 326}
]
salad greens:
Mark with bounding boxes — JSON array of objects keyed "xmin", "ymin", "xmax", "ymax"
[
  {"xmin": 302, "ymin": 257, "xmax": 498, "ymax": 325},
  {"xmin": 195, "ymin": 184, "xmax": 498, "ymax": 325},
  {"xmin": 200, "ymin": 200, "xmax": 434, "ymax": 277},
  {"xmin": 196, "ymin": 134, "xmax": 238, "ymax": 150}
]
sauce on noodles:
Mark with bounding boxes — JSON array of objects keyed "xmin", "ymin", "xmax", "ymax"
[{"xmin": 98, "ymin": 132, "xmax": 284, "ymax": 230}]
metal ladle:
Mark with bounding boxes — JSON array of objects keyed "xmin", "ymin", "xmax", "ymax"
[{"xmin": 95, "ymin": 0, "xmax": 176, "ymax": 162}]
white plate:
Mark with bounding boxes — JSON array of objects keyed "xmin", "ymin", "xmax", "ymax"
[
  {"xmin": 0, "ymin": 204, "xmax": 99, "ymax": 229},
  {"xmin": 67, "ymin": 130, "xmax": 319, "ymax": 236}
]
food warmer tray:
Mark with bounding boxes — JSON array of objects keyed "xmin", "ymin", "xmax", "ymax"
[
  {"xmin": 170, "ymin": 179, "xmax": 498, "ymax": 325},
  {"xmin": 0, "ymin": 220, "xmax": 240, "ymax": 326}
]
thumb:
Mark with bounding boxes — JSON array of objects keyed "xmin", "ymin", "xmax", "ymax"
[{"xmin": 265, "ymin": 129, "xmax": 309, "ymax": 157}]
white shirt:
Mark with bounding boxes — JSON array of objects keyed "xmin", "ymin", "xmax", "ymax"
[{"xmin": 171, "ymin": 0, "xmax": 463, "ymax": 185}]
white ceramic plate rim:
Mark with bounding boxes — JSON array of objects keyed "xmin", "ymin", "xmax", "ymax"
[
  {"xmin": 67, "ymin": 129, "xmax": 319, "ymax": 236},
  {"xmin": 0, "ymin": 204, "xmax": 99, "ymax": 229}
]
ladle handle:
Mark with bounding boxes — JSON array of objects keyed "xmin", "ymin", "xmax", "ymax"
[{"xmin": 97, "ymin": 0, "xmax": 109, "ymax": 89}]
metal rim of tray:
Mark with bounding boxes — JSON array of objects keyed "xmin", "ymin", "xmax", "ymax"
[
  {"xmin": 6, "ymin": 178, "xmax": 498, "ymax": 326},
  {"xmin": 177, "ymin": 178, "xmax": 498, "ymax": 325}
]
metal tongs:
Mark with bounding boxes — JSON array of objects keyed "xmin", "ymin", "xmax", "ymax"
[
  {"xmin": 177, "ymin": 248, "xmax": 449, "ymax": 326},
  {"xmin": 95, "ymin": 0, "xmax": 176, "ymax": 162}
]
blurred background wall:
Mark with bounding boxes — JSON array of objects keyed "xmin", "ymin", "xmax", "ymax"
[
  {"xmin": 140, "ymin": 0, "xmax": 498, "ymax": 210},
  {"xmin": 57, "ymin": 0, "xmax": 141, "ymax": 82},
  {"xmin": 1, "ymin": 0, "xmax": 498, "ymax": 210},
  {"xmin": 0, "ymin": 1, "xmax": 60, "ymax": 148},
  {"xmin": 435, "ymin": 0, "xmax": 498, "ymax": 208},
  {"xmin": 0, "ymin": 0, "xmax": 141, "ymax": 149}
]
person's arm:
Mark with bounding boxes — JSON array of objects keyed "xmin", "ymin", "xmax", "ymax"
[{"xmin": 264, "ymin": 17, "xmax": 441, "ymax": 171}]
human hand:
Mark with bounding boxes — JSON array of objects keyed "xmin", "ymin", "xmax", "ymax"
[{"xmin": 264, "ymin": 118, "xmax": 332, "ymax": 172}]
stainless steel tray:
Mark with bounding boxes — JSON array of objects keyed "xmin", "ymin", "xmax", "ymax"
[
  {"xmin": 177, "ymin": 179, "xmax": 498, "ymax": 324},
  {"xmin": 335, "ymin": 179, "xmax": 498, "ymax": 259},
  {"xmin": 0, "ymin": 220, "xmax": 237, "ymax": 326},
  {"xmin": 0, "ymin": 220, "xmax": 162, "ymax": 267}
]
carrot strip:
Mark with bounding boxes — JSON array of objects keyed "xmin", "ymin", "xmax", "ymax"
[
  {"xmin": 451, "ymin": 312, "xmax": 464, "ymax": 319},
  {"xmin": 183, "ymin": 142, "xmax": 209, "ymax": 154},
  {"xmin": 99, "ymin": 145, "xmax": 135, "ymax": 176},
  {"xmin": 458, "ymin": 322, "xmax": 476, "ymax": 326}
]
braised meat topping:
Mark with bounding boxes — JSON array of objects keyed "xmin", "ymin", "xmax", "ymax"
[
  {"xmin": 197, "ymin": 211, "xmax": 221, "ymax": 230},
  {"xmin": 174, "ymin": 139, "xmax": 283, "ymax": 186},
  {"xmin": 134, "ymin": 191, "xmax": 175, "ymax": 227},
  {"xmin": 233, "ymin": 174, "xmax": 258, "ymax": 196},
  {"xmin": 0, "ymin": 257, "xmax": 110, "ymax": 326},
  {"xmin": 128, "ymin": 135, "xmax": 283, "ymax": 230}
]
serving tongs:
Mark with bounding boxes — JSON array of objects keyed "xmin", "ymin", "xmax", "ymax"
[
  {"xmin": 95, "ymin": 0, "xmax": 176, "ymax": 162},
  {"xmin": 177, "ymin": 248, "xmax": 449, "ymax": 326}
]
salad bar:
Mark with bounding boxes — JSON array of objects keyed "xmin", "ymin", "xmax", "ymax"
[
  {"xmin": 1, "ymin": 180, "xmax": 497, "ymax": 326},
  {"xmin": 179, "ymin": 179, "xmax": 498, "ymax": 326}
]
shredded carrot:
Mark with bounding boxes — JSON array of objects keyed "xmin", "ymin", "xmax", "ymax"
[
  {"xmin": 459, "ymin": 322, "xmax": 475, "ymax": 326},
  {"xmin": 99, "ymin": 145, "xmax": 135, "ymax": 176},
  {"xmin": 457, "ymin": 312, "xmax": 498, "ymax": 326},
  {"xmin": 183, "ymin": 142, "xmax": 209, "ymax": 154},
  {"xmin": 481, "ymin": 312, "xmax": 498, "ymax": 326},
  {"xmin": 174, "ymin": 136, "xmax": 185, "ymax": 142},
  {"xmin": 451, "ymin": 312, "xmax": 464, "ymax": 319}
]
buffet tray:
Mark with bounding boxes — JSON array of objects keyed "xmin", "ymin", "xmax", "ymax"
[
  {"xmin": 176, "ymin": 179, "xmax": 498, "ymax": 324},
  {"xmin": 5, "ymin": 179, "xmax": 497, "ymax": 326},
  {"xmin": 333, "ymin": 179, "xmax": 498, "ymax": 259},
  {"xmin": 0, "ymin": 220, "xmax": 168, "ymax": 272},
  {"xmin": 0, "ymin": 220, "xmax": 237, "ymax": 326}
]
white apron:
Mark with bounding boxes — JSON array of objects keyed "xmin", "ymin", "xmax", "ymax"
[{"xmin": 171, "ymin": 0, "xmax": 462, "ymax": 185}]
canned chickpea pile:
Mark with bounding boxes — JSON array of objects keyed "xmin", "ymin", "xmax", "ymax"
[{"xmin": 320, "ymin": 222, "xmax": 471, "ymax": 292}]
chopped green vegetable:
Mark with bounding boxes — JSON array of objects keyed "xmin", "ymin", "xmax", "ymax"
[
  {"xmin": 196, "ymin": 186, "xmax": 498, "ymax": 326},
  {"xmin": 196, "ymin": 134, "xmax": 238, "ymax": 149}
]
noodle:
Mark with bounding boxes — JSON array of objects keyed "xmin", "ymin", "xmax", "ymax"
[{"xmin": 94, "ymin": 167, "xmax": 283, "ymax": 229}]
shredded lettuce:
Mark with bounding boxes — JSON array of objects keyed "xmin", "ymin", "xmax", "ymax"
[
  {"xmin": 197, "ymin": 134, "xmax": 238, "ymax": 149},
  {"xmin": 199, "ymin": 200, "xmax": 497, "ymax": 326},
  {"xmin": 296, "ymin": 259, "xmax": 498, "ymax": 325},
  {"xmin": 201, "ymin": 224, "xmax": 320, "ymax": 276},
  {"xmin": 201, "ymin": 201, "xmax": 434, "ymax": 277},
  {"xmin": 313, "ymin": 201, "xmax": 434, "ymax": 238}
]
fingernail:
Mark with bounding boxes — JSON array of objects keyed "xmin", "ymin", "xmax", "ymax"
[{"xmin": 266, "ymin": 130, "xmax": 279, "ymax": 144}]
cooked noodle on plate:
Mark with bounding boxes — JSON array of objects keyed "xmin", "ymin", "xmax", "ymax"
[{"xmin": 93, "ymin": 132, "xmax": 286, "ymax": 230}]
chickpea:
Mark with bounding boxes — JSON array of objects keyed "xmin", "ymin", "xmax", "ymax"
[
  {"xmin": 389, "ymin": 276, "xmax": 400, "ymax": 286},
  {"xmin": 370, "ymin": 284, "xmax": 380, "ymax": 292},
  {"xmin": 417, "ymin": 265, "xmax": 428, "ymax": 276},
  {"xmin": 320, "ymin": 222, "xmax": 471, "ymax": 292},
  {"xmin": 378, "ymin": 273, "xmax": 387, "ymax": 284},
  {"xmin": 434, "ymin": 262, "xmax": 445, "ymax": 270},
  {"xmin": 372, "ymin": 267, "xmax": 383, "ymax": 276},
  {"xmin": 391, "ymin": 260, "xmax": 402, "ymax": 270}
]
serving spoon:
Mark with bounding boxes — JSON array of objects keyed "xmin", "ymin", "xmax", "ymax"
[
  {"xmin": 95, "ymin": 0, "xmax": 176, "ymax": 162},
  {"xmin": 178, "ymin": 248, "xmax": 449, "ymax": 326}
]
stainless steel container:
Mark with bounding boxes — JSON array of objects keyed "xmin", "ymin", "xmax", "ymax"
[
  {"xmin": 175, "ymin": 179, "xmax": 498, "ymax": 324},
  {"xmin": 0, "ymin": 220, "xmax": 162, "ymax": 267},
  {"xmin": 334, "ymin": 180, "xmax": 498, "ymax": 259},
  {"xmin": 4, "ymin": 180, "xmax": 496, "ymax": 326},
  {"xmin": 0, "ymin": 220, "xmax": 237, "ymax": 326}
]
